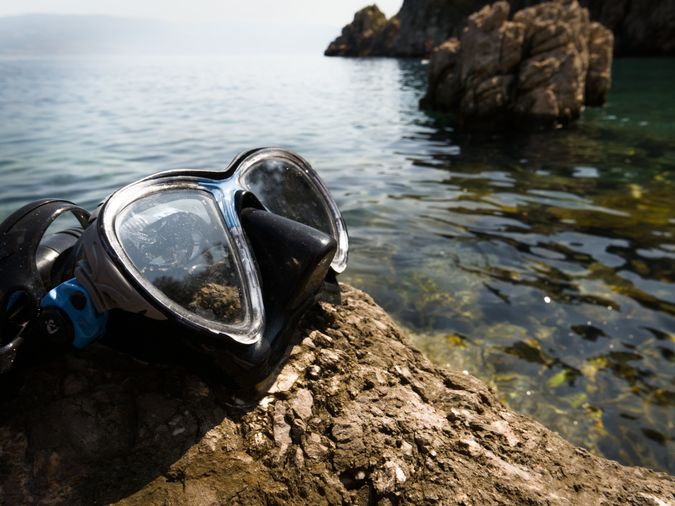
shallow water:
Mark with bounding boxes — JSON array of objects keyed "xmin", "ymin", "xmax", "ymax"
[{"xmin": 0, "ymin": 54, "xmax": 673, "ymax": 472}]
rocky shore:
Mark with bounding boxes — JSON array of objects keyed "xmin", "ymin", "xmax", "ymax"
[
  {"xmin": 325, "ymin": 0, "xmax": 675, "ymax": 58},
  {"xmin": 1, "ymin": 285, "xmax": 673, "ymax": 504}
]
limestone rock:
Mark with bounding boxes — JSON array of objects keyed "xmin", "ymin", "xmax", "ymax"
[
  {"xmin": 423, "ymin": 0, "xmax": 614, "ymax": 129},
  {"xmin": 1, "ymin": 285, "xmax": 673, "ymax": 504}
]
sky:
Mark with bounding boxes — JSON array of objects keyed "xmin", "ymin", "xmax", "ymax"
[{"xmin": 0, "ymin": 0, "xmax": 404, "ymax": 27}]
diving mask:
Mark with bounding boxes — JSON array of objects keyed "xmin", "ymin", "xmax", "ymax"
[{"xmin": 0, "ymin": 148, "xmax": 348, "ymax": 386}]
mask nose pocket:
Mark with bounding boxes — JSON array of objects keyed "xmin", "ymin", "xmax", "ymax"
[{"xmin": 239, "ymin": 208, "xmax": 337, "ymax": 342}]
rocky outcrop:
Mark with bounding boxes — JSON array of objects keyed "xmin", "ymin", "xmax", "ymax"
[
  {"xmin": 325, "ymin": 0, "xmax": 495, "ymax": 57},
  {"xmin": 421, "ymin": 0, "xmax": 614, "ymax": 129},
  {"xmin": 325, "ymin": 0, "xmax": 674, "ymax": 57},
  {"xmin": 377, "ymin": 0, "xmax": 502, "ymax": 57},
  {"xmin": 2, "ymin": 285, "xmax": 674, "ymax": 504},
  {"xmin": 324, "ymin": 5, "xmax": 389, "ymax": 57}
]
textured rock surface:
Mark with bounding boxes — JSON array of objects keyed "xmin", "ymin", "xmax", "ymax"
[
  {"xmin": 325, "ymin": 0, "xmax": 674, "ymax": 57},
  {"xmin": 585, "ymin": 19, "xmax": 614, "ymax": 106},
  {"xmin": 1, "ymin": 285, "xmax": 674, "ymax": 504},
  {"xmin": 422, "ymin": 0, "xmax": 614, "ymax": 129}
]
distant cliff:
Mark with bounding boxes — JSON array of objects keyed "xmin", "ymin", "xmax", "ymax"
[{"xmin": 325, "ymin": 0, "xmax": 675, "ymax": 57}]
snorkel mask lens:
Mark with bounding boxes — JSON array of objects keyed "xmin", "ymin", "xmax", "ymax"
[
  {"xmin": 115, "ymin": 189, "xmax": 249, "ymax": 331},
  {"xmin": 238, "ymin": 153, "xmax": 348, "ymax": 274}
]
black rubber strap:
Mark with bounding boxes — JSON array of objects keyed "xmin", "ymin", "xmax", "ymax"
[{"xmin": 0, "ymin": 199, "xmax": 90, "ymax": 374}]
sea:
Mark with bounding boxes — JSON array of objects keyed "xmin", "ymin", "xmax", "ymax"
[{"xmin": 0, "ymin": 53, "xmax": 673, "ymax": 473}]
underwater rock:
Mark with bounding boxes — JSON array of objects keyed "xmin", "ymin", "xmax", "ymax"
[
  {"xmin": 421, "ymin": 0, "xmax": 614, "ymax": 129},
  {"xmin": 1, "ymin": 285, "xmax": 674, "ymax": 504}
]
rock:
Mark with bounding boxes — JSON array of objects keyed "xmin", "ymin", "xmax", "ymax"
[
  {"xmin": 268, "ymin": 366, "xmax": 299, "ymax": 395},
  {"xmin": 422, "ymin": 0, "xmax": 614, "ymax": 129},
  {"xmin": 325, "ymin": 0, "xmax": 674, "ymax": 57},
  {"xmin": 290, "ymin": 388, "xmax": 314, "ymax": 420},
  {"xmin": 303, "ymin": 432, "xmax": 329, "ymax": 461},
  {"xmin": 272, "ymin": 402, "xmax": 292, "ymax": 456},
  {"xmin": 419, "ymin": 38, "xmax": 461, "ymax": 111},
  {"xmin": 324, "ymin": 5, "xmax": 389, "ymax": 57},
  {"xmin": 379, "ymin": 0, "xmax": 493, "ymax": 57},
  {"xmin": 585, "ymin": 20, "xmax": 614, "ymax": 105},
  {"xmin": 580, "ymin": 0, "xmax": 675, "ymax": 56},
  {"xmin": 326, "ymin": 0, "xmax": 503, "ymax": 58},
  {"xmin": 1, "ymin": 285, "xmax": 674, "ymax": 504},
  {"xmin": 372, "ymin": 459, "xmax": 408, "ymax": 494}
]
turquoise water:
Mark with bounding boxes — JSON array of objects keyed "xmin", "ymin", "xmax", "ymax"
[{"xmin": 0, "ymin": 55, "xmax": 673, "ymax": 473}]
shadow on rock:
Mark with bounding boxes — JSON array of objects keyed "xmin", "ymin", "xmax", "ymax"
[{"xmin": 0, "ymin": 311, "xmax": 314, "ymax": 504}]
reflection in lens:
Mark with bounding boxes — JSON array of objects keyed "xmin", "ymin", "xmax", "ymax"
[
  {"xmin": 239, "ymin": 158, "xmax": 334, "ymax": 236},
  {"xmin": 115, "ymin": 189, "xmax": 246, "ymax": 325}
]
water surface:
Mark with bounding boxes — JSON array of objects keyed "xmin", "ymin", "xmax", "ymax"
[{"xmin": 0, "ymin": 54, "xmax": 673, "ymax": 472}]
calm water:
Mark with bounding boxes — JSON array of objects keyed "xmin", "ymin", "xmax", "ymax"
[{"xmin": 0, "ymin": 55, "xmax": 673, "ymax": 473}]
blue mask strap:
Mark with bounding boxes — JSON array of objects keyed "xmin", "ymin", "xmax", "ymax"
[{"xmin": 40, "ymin": 278, "xmax": 108, "ymax": 349}]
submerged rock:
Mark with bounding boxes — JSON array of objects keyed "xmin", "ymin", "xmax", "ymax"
[
  {"xmin": 422, "ymin": 0, "xmax": 614, "ymax": 129},
  {"xmin": 1, "ymin": 285, "xmax": 673, "ymax": 504}
]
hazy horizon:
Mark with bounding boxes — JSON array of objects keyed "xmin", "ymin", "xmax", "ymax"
[
  {"xmin": 0, "ymin": 1, "xmax": 403, "ymax": 27},
  {"xmin": 0, "ymin": 1, "xmax": 405, "ymax": 55},
  {"xmin": 0, "ymin": 12, "xmax": 361, "ymax": 55}
]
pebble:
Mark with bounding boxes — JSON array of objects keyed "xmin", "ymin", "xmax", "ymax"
[
  {"xmin": 273, "ymin": 404, "xmax": 291, "ymax": 455},
  {"xmin": 268, "ymin": 368, "xmax": 300, "ymax": 395},
  {"xmin": 291, "ymin": 388, "xmax": 314, "ymax": 420},
  {"xmin": 303, "ymin": 433, "xmax": 329, "ymax": 460},
  {"xmin": 373, "ymin": 460, "xmax": 408, "ymax": 494},
  {"xmin": 308, "ymin": 365, "xmax": 321, "ymax": 379}
]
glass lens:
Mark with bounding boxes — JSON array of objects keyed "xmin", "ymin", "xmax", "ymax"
[
  {"xmin": 115, "ymin": 189, "xmax": 246, "ymax": 325},
  {"xmin": 239, "ymin": 158, "xmax": 335, "ymax": 237}
]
